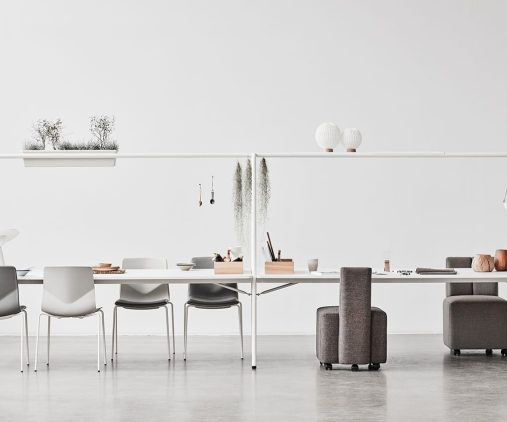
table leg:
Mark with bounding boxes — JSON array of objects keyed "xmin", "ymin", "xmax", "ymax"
[{"xmin": 251, "ymin": 276, "xmax": 257, "ymax": 369}]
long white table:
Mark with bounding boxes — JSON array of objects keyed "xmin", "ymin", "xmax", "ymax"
[{"xmin": 18, "ymin": 268, "xmax": 507, "ymax": 369}]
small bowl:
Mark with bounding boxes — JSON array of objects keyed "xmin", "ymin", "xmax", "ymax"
[
  {"xmin": 177, "ymin": 263, "xmax": 195, "ymax": 271},
  {"xmin": 16, "ymin": 269, "xmax": 30, "ymax": 277}
]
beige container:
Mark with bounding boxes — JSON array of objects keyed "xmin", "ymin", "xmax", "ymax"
[
  {"xmin": 265, "ymin": 261, "xmax": 295, "ymax": 274},
  {"xmin": 214, "ymin": 262, "xmax": 244, "ymax": 274}
]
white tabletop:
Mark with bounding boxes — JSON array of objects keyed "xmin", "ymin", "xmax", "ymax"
[{"xmin": 17, "ymin": 268, "xmax": 507, "ymax": 285}]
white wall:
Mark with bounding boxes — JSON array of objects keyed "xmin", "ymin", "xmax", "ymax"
[{"xmin": 1, "ymin": 0, "xmax": 507, "ymax": 335}]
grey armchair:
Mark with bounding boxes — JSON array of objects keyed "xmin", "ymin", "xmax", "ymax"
[
  {"xmin": 184, "ymin": 257, "xmax": 243, "ymax": 360},
  {"xmin": 443, "ymin": 257, "xmax": 507, "ymax": 356},
  {"xmin": 316, "ymin": 267, "xmax": 387, "ymax": 371},
  {"xmin": 0, "ymin": 266, "xmax": 29, "ymax": 372}
]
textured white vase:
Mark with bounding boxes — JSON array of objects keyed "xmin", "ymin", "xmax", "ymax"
[
  {"xmin": 343, "ymin": 128, "xmax": 362, "ymax": 152},
  {"xmin": 315, "ymin": 122, "xmax": 342, "ymax": 152}
]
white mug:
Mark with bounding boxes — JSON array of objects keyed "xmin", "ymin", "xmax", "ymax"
[{"xmin": 308, "ymin": 259, "xmax": 319, "ymax": 272}]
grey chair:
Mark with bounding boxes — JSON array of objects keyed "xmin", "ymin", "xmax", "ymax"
[
  {"xmin": 0, "ymin": 266, "xmax": 29, "ymax": 372},
  {"xmin": 35, "ymin": 267, "xmax": 107, "ymax": 372},
  {"xmin": 112, "ymin": 258, "xmax": 175, "ymax": 361},
  {"xmin": 444, "ymin": 257, "xmax": 507, "ymax": 356},
  {"xmin": 184, "ymin": 257, "xmax": 243, "ymax": 360},
  {"xmin": 316, "ymin": 267, "xmax": 387, "ymax": 371}
]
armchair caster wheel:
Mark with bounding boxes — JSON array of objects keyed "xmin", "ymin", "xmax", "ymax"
[
  {"xmin": 501, "ymin": 349, "xmax": 507, "ymax": 357},
  {"xmin": 323, "ymin": 363, "xmax": 332, "ymax": 370},
  {"xmin": 351, "ymin": 364, "xmax": 359, "ymax": 372},
  {"xmin": 368, "ymin": 363, "xmax": 380, "ymax": 371},
  {"xmin": 486, "ymin": 349, "xmax": 493, "ymax": 356},
  {"xmin": 453, "ymin": 349, "xmax": 461, "ymax": 356}
]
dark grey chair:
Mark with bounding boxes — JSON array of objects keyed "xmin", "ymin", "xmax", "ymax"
[
  {"xmin": 184, "ymin": 257, "xmax": 243, "ymax": 360},
  {"xmin": 112, "ymin": 258, "xmax": 175, "ymax": 361},
  {"xmin": 0, "ymin": 266, "xmax": 29, "ymax": 372},
  {"xmin": 316, "ymin": 267, "xmax": 387, "ymax": 371},
  {"xmin": 444, "ymin": 257, "xmax": 507, "ymax": 356}
]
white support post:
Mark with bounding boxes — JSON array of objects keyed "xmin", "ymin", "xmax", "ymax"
[{"xmin": 250, "ymin": 153, "xmax": 257, "ymax": 369}]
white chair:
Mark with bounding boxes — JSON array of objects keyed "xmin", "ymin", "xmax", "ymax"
[
  {"xmin": 112, "ymin": 258, "xmax": 175, "ymax": 361},
  {"xmin": 34, "ymin": 267, "xmax": 107, "ymax": 372},
  {"xmin": 0, "ymin": 266, "xmax": 29, "ymax": 372}
]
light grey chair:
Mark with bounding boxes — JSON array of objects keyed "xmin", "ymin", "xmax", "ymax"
[
  {"xmin": 184, "ymin": 257, "xmax": 243, "ymax": 360},
  {"xmin": 444, "ymin": 257, "xmax": 507, "ymax": 356},
  {"xmin": 35, "ymin": 267, "xmax": 107, "ymax": 372},
  {"xmin": 316, "ymin": 267, "xmax": 387, "ymax": 371},
  {"xmin": 0, "ymin": 266, "xmax": 29, "ymax": 372},
  {"xmin": 112, "ymin": 258, "xmax": 175, "ymax": 360}
]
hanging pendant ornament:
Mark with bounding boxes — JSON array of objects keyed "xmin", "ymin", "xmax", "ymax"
[
  {"xmin": 210, "ymin": 176, "xmax": 215, "ymax": 205},
  {"xmin": 198, "ymin": 184, "xmax": 203, "ymax": 207}
]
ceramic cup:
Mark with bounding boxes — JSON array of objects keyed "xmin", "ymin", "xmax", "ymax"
[{"xmin": 308, "ymin": 259, "xmax": 319, "ymax": 272}]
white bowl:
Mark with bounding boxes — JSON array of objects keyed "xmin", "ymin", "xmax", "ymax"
[{"xmin": 176, "ymin": 263, "xmax": 195, "ymax": 271}]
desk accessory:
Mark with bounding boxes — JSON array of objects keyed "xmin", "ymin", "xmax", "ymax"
[
  {"xmin": 495, "ymin": 249, "xmax": 507, "ymax": 271},
  {"xmin": 265, "ymin": 261, "xmax": 294, "ymax": 274},
  {"xmin": 472, "ymin": 254, "xmax": 494, "ymax": 272},
  {"xmin": 308, "ymin": 259, "xmax": 319, "ymax": 272},
  {"xmin": 384, "ymin": 259, "xmax": 390, "ymax": 272},
  {"xmin": 93, "ymin": 263, "xmax": 125, "ymax": 274},
  {"xmin": 214, "ymin": 261, "xmax": 244, "ymax": 274},
  {"xmin": 416, "ymin": 268, "xmax": 457, "ymax": 275}
]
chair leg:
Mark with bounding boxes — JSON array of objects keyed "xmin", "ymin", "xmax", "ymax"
[
  {"xmin": 23, "ymin": 310, "xmax": 30, "ymax": 367},
  {"xmin": 46, "ymin": 316, "xmax": 51, "ymax": 366},
  {"xmin": 99, "ymin": 310, "xmax": 107, "ymax": 366},
  {"xmin": 114, "ymin": 306, "xmax": 118, "ymax": 356},
  {"xmin": 97, "ymin": 313, "xmax": 101, "ymax": 372},
  {"xmin": 111, "ymin": 306, "xmax": 117, "ymax": 361},
  {"xmin": 184, "ymin": 304, "xmax": 189, "ymax": 361},
  {"xmin": 20, "ymin": 312, "xmax": 24, "ymax": 372},
  {"xmin": 237, "ymin": 303, "xmax": 244, "ymax": 360},
  {"xmin": 34, "ymin": 313, "xmax": 43, "ymax": 372},
  {"xmin": 169, "ymin": 302, "xmax": 175, "ymax": 355},
  {"xmin": 164, "ymin": 305, "xmax": 171, "ymax": 360}
]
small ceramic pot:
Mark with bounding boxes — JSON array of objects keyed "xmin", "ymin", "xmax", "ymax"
[
  {"xmin": 495, "ymin": 249, "xmax": 507, "ymax": 271},
  {"xmin": 308, "ymin": 259, "xmax": 319, "ymax": 272},
  {"xmin": 472, "ymin": 254, "xmax": 495, "ymax": 272}
]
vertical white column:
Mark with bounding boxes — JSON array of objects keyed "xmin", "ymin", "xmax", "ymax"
[{"xmin": 250, "ymin": 153, "xmax": 257, "ymax": 369}]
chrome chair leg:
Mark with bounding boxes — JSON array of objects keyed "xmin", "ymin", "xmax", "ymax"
[
  {"xmin": 111, "ymin": 306, "xmax": 116, "ymax": 361},
  {"xmin": 183, "ymin": 303, "xmax": 190, "ymax": 360},
  {"xmin": 34, "ymin": 313, "xmax": 44, "ymax": 372},
  {"xmin": 46, "ymin": 316, "xmax": 51, "ymax": 366},
  {"xmin": 164, "ymin": 305, "xmax": 171, "ymax": 360},
  {"xmin": 19, "ymin": 312, "xmax": 24, "ymax": 372},
  {"xmin": 99, "ymin": 310, "xmax": 107, "ymax": 366},
  {"xmin": 22, "ymin": 310, "xmax": 30, "ymax": 367},
  {"xmin": 237, "ymin": 303, "xmax": 244, "ymax": 360},
  {"xmin": 169, "ymin": 302, "xmax": 175, "ymax": 355},
  {"xmin": 97, "ymin": 313, "xmax": 101, "ymax": 372}
]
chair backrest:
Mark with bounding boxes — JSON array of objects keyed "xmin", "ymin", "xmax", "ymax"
[
  {"xmin": 338, "ymin": 267, "xmax": 372, "ymax": 364},
  {"xmin": 120, "ymin": 258, "xmax": 169, "ymax": 303},
  {"xmin": 189, "ymin": 257, "xmax": 238, "ymax": 303},
  {"xmin": 446, "ymin": 257, "xmax": 498, "ymax": 296},
  {"xmin": 0, "ymin": 266, "xmax": 21, "ymax": 317},
  {"xmin": 42, "ymin": 267, "xmax": 97, "ymax": 317}
]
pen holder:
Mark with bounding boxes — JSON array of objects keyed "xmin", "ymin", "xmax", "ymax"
[
  {"xmin": 265, "ymin": 261, "xmax": 294, "ymax": 274},
  {"xmin": 214, "ymin": 262, "xmax": 244, "ymax": 274}
]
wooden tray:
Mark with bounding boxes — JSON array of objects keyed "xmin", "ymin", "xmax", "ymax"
[{"xmin": 93, "ymin": 268, "xmax": 125, "ymax": 274}]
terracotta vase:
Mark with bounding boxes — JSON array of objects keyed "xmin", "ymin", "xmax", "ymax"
[
  {"xmin": 472, "ymin": 254, "xmax": 495, "ymax": 272},
  {"xmin": 495, "ymin": 249, "xmax": 507, "ymax": 271}
]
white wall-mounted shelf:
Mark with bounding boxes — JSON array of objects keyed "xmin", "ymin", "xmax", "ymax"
[{"xmin": 21, "ymin": 150, "xmax": 118, "ymax": 167}]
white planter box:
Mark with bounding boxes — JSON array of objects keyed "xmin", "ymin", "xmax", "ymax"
[{"xmin": 23, "ymin": 150, "xmax": 117, "ymax": 167}]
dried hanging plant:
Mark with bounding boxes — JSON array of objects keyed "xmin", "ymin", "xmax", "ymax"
[
  {"xmin": 243, "ymin": 159, "xmax": 252, "ymax": 233},
  {"xmin": 258, "ymin": 158, "xmax": 271, "ymax": 223},
  {"xmin": 233, "ymin": 161, "xmax": 244, "ymax": 241}
]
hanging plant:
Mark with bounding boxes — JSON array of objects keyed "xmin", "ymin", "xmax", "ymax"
[
  {"xmin": 258, "ymin": 158, "xmax": 271, "ymax": 223},
  {"xmin": 233, "ymin": 161, "xmax": 244, "ymax": 241},
  {"xmin": 243, "ymin": 159, "xmax": 252, "ymax": 236}
]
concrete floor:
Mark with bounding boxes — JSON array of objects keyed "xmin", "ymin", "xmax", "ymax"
[{"xmin": 1, "ymin": 334, "xmax": 507, "ymax": 421}]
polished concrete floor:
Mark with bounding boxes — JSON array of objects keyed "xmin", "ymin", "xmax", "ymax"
[{"xmin": 1, "ymin": 334, "xmax": 507, "ymax": 421}]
